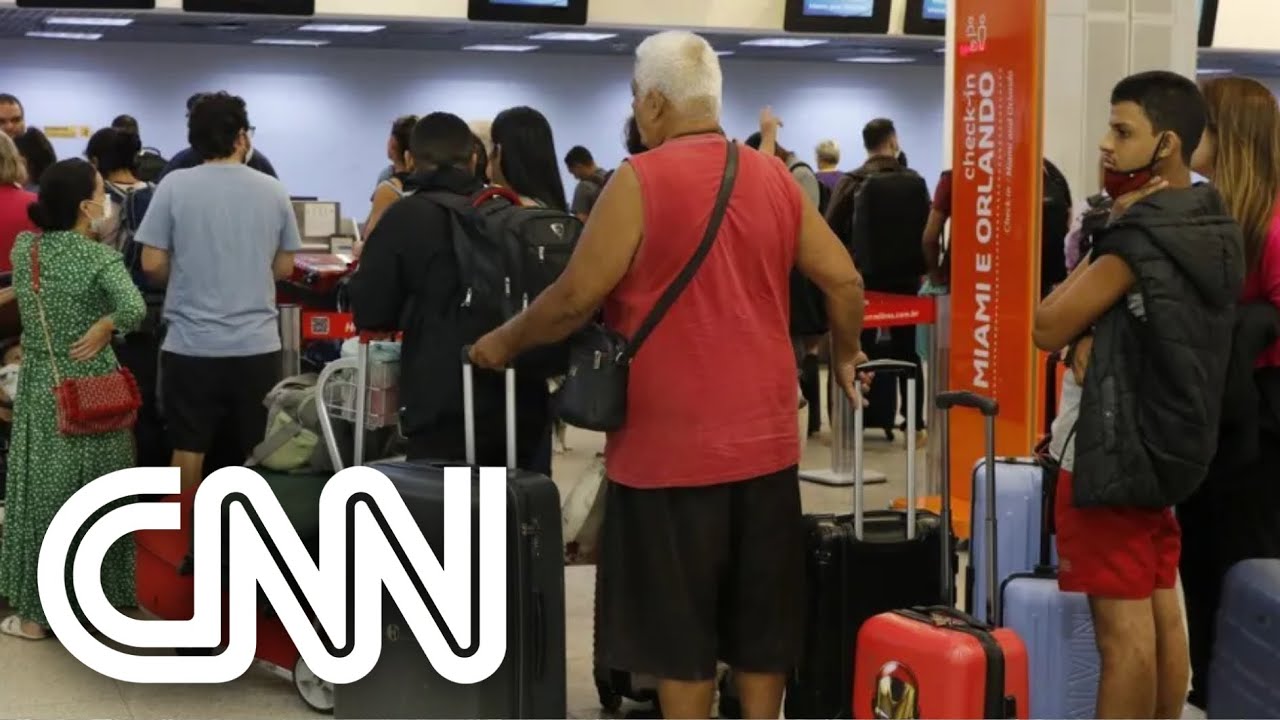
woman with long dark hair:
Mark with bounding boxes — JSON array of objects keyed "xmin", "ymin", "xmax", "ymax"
[
  {"xmin": 14, "ymin": 128, "xmax": 55, "ymax": 193},
  {"xmin": 0, "ymin": 158, "xmax": 145, "ymax": 640},
  {"xmin": 489, "ymin": 106, "xmax": 569, "ymax": 211},
  {"xmin": 1182, "ymin": 75, "xmax": 1280, "ymax": 710}
]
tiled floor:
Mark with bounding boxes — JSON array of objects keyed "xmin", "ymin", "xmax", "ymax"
[{"xmin": 0, "ymin": 409, "xmax": 932, "ymax": 720}]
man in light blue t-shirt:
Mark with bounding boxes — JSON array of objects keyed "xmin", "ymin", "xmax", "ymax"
[{"xmin": 136, "ymin": 92, "xmax": 301, "ymax": 571}]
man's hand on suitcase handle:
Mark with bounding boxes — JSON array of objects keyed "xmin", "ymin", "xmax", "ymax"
[
  {"xmin": 467, "ymin": 329, "xmax": 515, "ymax": 370},
  {"xmin": 834, "ymin": 350, "xmax": 872, "ymax": 407}
]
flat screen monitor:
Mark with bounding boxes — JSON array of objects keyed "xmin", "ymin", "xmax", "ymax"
[
  {"xmin": 183, "ymin": 0, "xmax": 314, "ymax": 14},
  {"xmin": 904, "ymin": 0, "xmax": 945, "ymax": 36},
  {"xmin": 17, "ymin": 0, "xmax": 155, "ymax": 7},
  {"xmin": 783, "ymin": 0, "xmax": 891, "ymax": 34},
  {"xmin": 1198, "ymin": 0, "xmax": 1218, "ymax": 47},
  {"xmin": 467, "ymin": 0, "xmax": 588, "ymax": 26}
]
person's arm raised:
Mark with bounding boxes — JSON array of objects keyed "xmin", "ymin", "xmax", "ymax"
[
  {"xmin": 795, "ymin": 192, "xmax": 866, "ymax": 403},
  {"xmin": 470, "ymin": 162, "xmax": 644, "ymax": 368}
]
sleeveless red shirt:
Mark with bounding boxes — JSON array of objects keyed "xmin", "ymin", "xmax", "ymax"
[{"xmin": 603, "ymin": 134, "xmax": 804, "ymax": 489}]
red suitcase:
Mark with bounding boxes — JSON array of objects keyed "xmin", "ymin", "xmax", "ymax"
[{"xmin": 853, "ymin": 391, "xmax": 1030, "ymax": 720}]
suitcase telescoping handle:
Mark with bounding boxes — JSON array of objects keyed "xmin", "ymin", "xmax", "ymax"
[
  {"xmin": 460, "ymin": 346, "xmax": 517, "ymax": 470},
  {"xmin": 852, "ymin": 359, "xmax": 919, "ymax": 543},
  {"xmin": 935, "ymin": 390, "xmax": 1000, "ymax": 624}
]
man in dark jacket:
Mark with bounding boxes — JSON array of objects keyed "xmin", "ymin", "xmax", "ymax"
[
  {"xmin": 158, "ymin": 93, "xmax": 278, "ymax": 182},
  {"xmin": 1033, "ymin": 71, "xmax": 1245, "ymax": 720},
  {"xmin": 347, "ymin": 112, "xmax": 552, "ymax": 475},
  {"xmin": 828, "ymin": 118, "xmax": 930, "ymax": 437}
]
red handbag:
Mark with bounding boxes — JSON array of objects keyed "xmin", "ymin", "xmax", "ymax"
[{"xmin": 31, "ymin": 239, "xmax": 141, "ymax": 436}]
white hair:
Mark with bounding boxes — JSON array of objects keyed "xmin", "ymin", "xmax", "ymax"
[{"xmin": 634, "ymin": 31, "xmax": 722, "ymax": 116}]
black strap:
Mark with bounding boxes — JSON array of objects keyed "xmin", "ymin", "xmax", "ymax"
[{"xmin": 623, "ymin": 140, "xmax": 739, "ymax": 362}]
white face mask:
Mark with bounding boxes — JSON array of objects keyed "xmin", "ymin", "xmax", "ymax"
[{"xmin": 86, "ymin": 199, "xmax": 112, "ymax": 237}]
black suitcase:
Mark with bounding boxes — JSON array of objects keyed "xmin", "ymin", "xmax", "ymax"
[
  {"xmin": 332, "ymin": 356, "xmax": 567, "ymax": 720},
  {"xmin": 784, "ymin": 359, "xmax": 954, "ymax": 720}
]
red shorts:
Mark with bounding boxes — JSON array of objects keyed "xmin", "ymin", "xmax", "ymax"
[{"xmin": 1054, "ymin": 468, "xmax": 1181, "ymax": 600}]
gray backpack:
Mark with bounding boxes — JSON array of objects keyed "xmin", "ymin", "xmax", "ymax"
[{"xmin": 246, "ymin": 374, "xmax": 333, "ymax": 473}]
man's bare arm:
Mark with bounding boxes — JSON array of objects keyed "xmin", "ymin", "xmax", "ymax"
[
  {"xmin": 1033, "ymin": 253, "xmax": 1134, "ymax": 352},
  {"xmin": 499, "ymin": 163, "xmax": 645, "ymax": 354},
  {"xmin": 141, "ymin": 246, "xmax": 171, "ymax": 285},
  {"xmin": 922, "ymin": 209, "xmax": 945, "ymax": 279}
]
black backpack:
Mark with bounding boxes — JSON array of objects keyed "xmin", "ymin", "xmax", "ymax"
[
  {"xmin": 423, "ymin": 187, "xmax": 583, "ymax": 377},
  {"xmin": 134, "ymin": 148, "xmax": 167, "ymax": 184},
  {"xmin": 850, "ymin": 169, "xmax": 932, "ymax": 290},
  {"xmin": 1041, "ymin": 160, "xmax": 1074, "ymax": 298}
]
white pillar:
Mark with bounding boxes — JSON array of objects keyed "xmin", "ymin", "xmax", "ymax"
[{"xmin": 1043, "ymin": 0, "xmax": 1199, "ymax": 199}]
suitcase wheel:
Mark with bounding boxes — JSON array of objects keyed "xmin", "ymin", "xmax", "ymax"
[{"xmin": 293, "ymin": 656, "xmax": 335, "ymax": 714}]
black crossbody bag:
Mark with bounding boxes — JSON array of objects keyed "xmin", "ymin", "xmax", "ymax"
[{"xmin": 557, "ymin": 140, "xmax": 740, "ymax": 432}]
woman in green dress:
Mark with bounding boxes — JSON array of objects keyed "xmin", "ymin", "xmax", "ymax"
[{"xmin": 0, "ymin": 158, "xmax": 145, "ymax": 640}]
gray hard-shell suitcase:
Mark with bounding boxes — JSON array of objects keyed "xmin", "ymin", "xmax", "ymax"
[
  {"xmin": 1207, "ymin": 559, "xmax": 1280, "ymax": 719},
  {"xmin": 332, "ymin": 350, "xmax": 566, "ymax": 719}
]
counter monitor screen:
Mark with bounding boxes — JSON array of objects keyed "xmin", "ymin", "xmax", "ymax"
[
  {"xmin": 468, "ymin": 0, "xmax": 588, "ymax": 25},
  {"xmin": 784, "ymin": 0, "xmax": 890, "ymax": 33},
  {"xmin": 183, "ymin": 0, "xmax": 314, "ymax": 14},
  {"xmin": 904, "ymin": 0, "xmax": 945, "ymax": 36},
  {"xmin": 17, "ymin": 0, "xmax": 155, "ymax": 7}
]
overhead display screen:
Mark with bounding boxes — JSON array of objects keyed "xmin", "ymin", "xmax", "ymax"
[
  {"xmin": 183, "ymin": 0, "xmax": 314, "ymax": 14},
  {"xmin": 468, "ymin": 0, "xmax": 587, "ymax": 25},
  {"xmin": 17, "ymin": 0, "xmax": 155, "ymax": 7},
  {"xmin": 784, "ymin": 0, "xmax": 890, "ymax": 33},
  {"xmin": 904, "ymin": 0, "xmax": 945, "ymax": 36}
]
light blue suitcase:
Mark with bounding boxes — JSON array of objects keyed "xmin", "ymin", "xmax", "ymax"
[
  {"xmin": 970, "ymin": 454, "xmax": 1101, "ymax": 719},
  {"xmin": 967, "ymin": 458, "xmax": 1051, "ymax": 619},
  {"xmin": 1002, "ymin": 574, "xmax": 1099, "ymax": 718},
  {"xmin": 1208, "ymin": 559, "xmax": 1280, "ymax": 719}
]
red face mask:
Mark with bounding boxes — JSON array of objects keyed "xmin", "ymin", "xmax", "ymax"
[{"xmin": 1103, "ymin": 136, "xmax": 1166, "ymax": 199}]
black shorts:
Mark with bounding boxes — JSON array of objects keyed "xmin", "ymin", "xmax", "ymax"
[
  {"xmin": 161, "ymin": 351, "xmax": 280, "ymax": 458},
  {"xmin": 595, "ymin": 465, "xmax": 805, "ymax": 682}
]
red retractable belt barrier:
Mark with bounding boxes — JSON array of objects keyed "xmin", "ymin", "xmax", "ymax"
[{"xmin": 863, "ymin": 291, "xmax": 938, "ymax": 329}]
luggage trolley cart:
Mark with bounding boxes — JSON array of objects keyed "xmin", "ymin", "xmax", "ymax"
[
  {"xmin": 132, "ymin": 331, "xmax": 397, "ymax": 715},
  {"xmin": 314, "ymin": 331, "xmax": 401, "ymax": 471}
]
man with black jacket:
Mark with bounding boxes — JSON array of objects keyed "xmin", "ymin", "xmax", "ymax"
[
  {"xmin": 828, "ymin": 118, "xmax": 930, "ymax": 437},
  {"xmin": 347, "ymin": 112, "xmax": 552, "ymax": 475},
  {"xmin": 1033, "ymin": 71, "xmax": 1245, "ymax": 720}
]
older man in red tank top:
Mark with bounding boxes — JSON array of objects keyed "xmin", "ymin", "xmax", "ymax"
[{"xmin": 471, "ymin": 30, "xmax": 868, "ymax": 719}]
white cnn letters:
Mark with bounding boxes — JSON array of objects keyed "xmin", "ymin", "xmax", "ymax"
[{"xmin": 38, "ymin": 465, "xmax": 508, "ymax": 686}]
